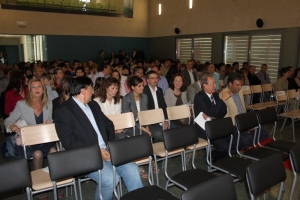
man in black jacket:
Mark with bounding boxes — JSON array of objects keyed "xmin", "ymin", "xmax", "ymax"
[{"xmin": 54, "ymin": 77, "xmax": 142, "ymax": 200}]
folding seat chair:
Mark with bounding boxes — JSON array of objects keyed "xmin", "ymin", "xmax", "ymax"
[
  {"xmin": 289, "ymin": 144, "xmax": 300, "ymax": 200},
  {"xmin": 109, "ymin": 134, "xmax": 179, "ymax": 200},
  {"xmin": 279, "ymin": 90, "xmax": 300, "ymax": 142},
  {"xmin": 163, "ymin": 124, "xmax": 216, "ymax": 191},
  {"xmin": 261, "ymin": 83, "xmax": 277, "ymax": 107},
  {"xmin": 138, "ymin": 108, "xmax": 185, "ymax": 186},
  {"xmin": 244, "ymin": 85, "xmax": 266, "ymax": 111},
  {"xmin": 181, "ymin": 174, "xmax": 237, "ymax": 200},
  {"xmin": 256, "ymin": 107, "xmax": 297, "ymax": 153},
  {"xmin": 205, "ymin": 117, "xmax": 253, "ymax": 182},
  {"xmin": 235, "ymin": 111, "xmax": 289, "ymax": 161},
  {"xmin": 246, "ymin": 153, "xmax": 286, "ymax": 200},
  {"xmin": 20, "ymin": 123, "xmax": 73, "ymax": 199},
  {"xmin": 0, "ymin": 159, "xmax": 32, "ymax": 200},
  {"xmin": 166, "ymin": 105, "xmax": 208, "ymax": 168},
  {"xmin": 47, "ymin": 144, "xmax": 103, "ymax": 200},
  {"xmin": 275, "ymin": 90, "xmax": 288, "ymax": 112}
]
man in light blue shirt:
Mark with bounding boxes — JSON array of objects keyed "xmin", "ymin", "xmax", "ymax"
[
  {"xmin": 151, "ymin": 65, "xmax": 169, "ymax": 94},
  {"xmin": 54, "ymin": 77, "xmax": 142, "ymax": 200}
]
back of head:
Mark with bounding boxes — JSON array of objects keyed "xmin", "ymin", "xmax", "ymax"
[{"xmin": 69, "ymin": 76, "xmax": 93, "ymax": 96}]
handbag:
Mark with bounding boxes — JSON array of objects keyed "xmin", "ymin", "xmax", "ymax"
[{"xmin": 1, "ymin": 133, "xmax": 17, "ymax": 157}]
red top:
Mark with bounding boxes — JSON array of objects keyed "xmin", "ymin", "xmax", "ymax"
[{"xmin": 5, "ymin": 88, "xmax": 28, "ymax": 115}]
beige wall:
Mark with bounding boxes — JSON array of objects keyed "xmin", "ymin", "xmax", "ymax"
[
  {"xmin": 0, "ymin": 0, "xmax": 149, "ymax": 37},
  {"xmin": 149, "ymin": 0, "xmax": 300, "ymax": 37}
]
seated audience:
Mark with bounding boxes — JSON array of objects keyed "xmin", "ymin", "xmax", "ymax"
[
  {"xmin": 54, "ymin": 77, "xmax": 143, "ymax": 200},
  {"xmin": 53, "ymin": 67, "xmax": 64, "ymax": 88},
  {"xmin": 122, "ymin": 76, "xmax": 157, "ymax": 138},
  {"xmin": 75, "ymin": 66, "xmax": 85, "ymax": 77},
  {"xmin": 164, "ymin": 73, "xmax": 187, "ymax": 107},
  {"xmin": 92, "ymin": 64, "xmax": 111, "ymax": 85},
  {"xmin": 187, "ymin": 70, "xmax": 210, "ymax": 103},
  {"xmin": 94, "ymin": 77, "xmax": 124, "ymax": 139},
  {"xmin": 181, "ymin": 60, "xmax": 197, "ymax": 86},
  {"xmin": 151, "ymin": 65, "xmax": 169, "ymax": 94},
  {"xmin": 5, "ymin": 70, "xmax": 28, "ymax": 116},
  {"xmin": 111, "ymin": 69, "xmax": 126, "ymax": 97},
  {"xmin": 124, "ymin": 66, "xmax": 147, "ymax": 94},
  {"xmin": 274, "ymin": 67, "xmax": 290, "ymax": 92},
  {"xmin": 256, "ymin": 64, "xmax": 271, "ymax": 84},
  {"xmin": 52, "ymin": 76, "xmax": 72, "ymax": 118},
  {"xmin": 41, "ymin": 73, "xmax": 58, "ymax": 101}
]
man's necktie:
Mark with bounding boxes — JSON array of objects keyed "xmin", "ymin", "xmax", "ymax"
[{"xmin": 210, "ymin": 95, "xmax": 216, "ymax": 106}]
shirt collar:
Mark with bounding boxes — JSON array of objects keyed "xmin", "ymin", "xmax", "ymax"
[
  {"xmin": 150, "ymin": 86, "xmax": 157, "ymax": 92},
  {"xmin": 72, "ymin": 96, "xmax": 88, "ymax": 108}
]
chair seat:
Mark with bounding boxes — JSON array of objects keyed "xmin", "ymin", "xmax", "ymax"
[
  {"xmin": 264, "ymin": 140, "xmax": 297, "ymax": 153},
  {"xmin": 120, "ymin": 185, "xmax": 178, "ymax": 200},
  {"xmin": 31, "ymin": 169, "xmax": 72, "ymax": 190},
  {"xmin": 153, "ymin": 142, "xmax": 184, "ymax": 157},
  {"xmin": 171, "ymin": 169, "xmax": 216, "ymax": 189},
  {"xmin": 243, "ymin": 147, "xmax": 289, "ymax": 161},
  {"xmin": 187, "ymin": 138, "xmax": 208, "ymax": 150},
  {"xmin": 135, "ymin": 157, "xmax": 149, "ymax": 165},
  {"xmin": 280, "ymin": 112, "xmax": 300, "ymax": 119},
  {"xmin": 264, "ymin": 101, "xmax": 277, "ymax": 107},
  {"xmin": 245, "ymin": 104, "xmax": 266, "ymax": 110},
  {"xmin": 213, "ymin": 157, "xmax": 253, "ymax": 181}
]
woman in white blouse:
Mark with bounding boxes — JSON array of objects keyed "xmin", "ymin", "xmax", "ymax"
[{"xmin": 94, "ymin": 77, "xmax": 123, "ymax": 138}]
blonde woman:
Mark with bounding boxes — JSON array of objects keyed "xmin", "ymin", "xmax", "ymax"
[
  {"xmin": 4, "ymin": 78, "xmax": 56, "ymax": 199},
  {"xmin": 41, "ymin": 73, "xmax": 58, "ymax": 101}
]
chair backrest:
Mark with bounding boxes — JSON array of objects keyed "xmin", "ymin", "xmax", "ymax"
[
  {"xmin": 47, "ymin": 144, "xmax": 103, "ymax": 181},
  {"xmin": 251, "ymin": 85, "xmax": 262, "ymax": 94},
  {"xmin": 107, "ymin": 112, "xmax": 135, "ymax": 130},
  {"xmin": 290, "ymin": 144, "xmax": 300, "ymax": 173},
  {"xmin": 262, "ymin": 84, "xmax": 273, "ymax": 93},
  {"xmin": 287, "ymin": 89, "xmax": 297, "ymax": 99},
  {"xmin": 167, "ymin": 105, "xmax": 191, "ymax": 121},
  {"xmin": 246, "ymin": 153, "xmax": 286, "ymax": 196},
  {"xmin": 242, "ymin": 86, "xmax": 251, "ymax": 95},
  {"xmin": 181, "ymin": 174, "xmax": 237, "ymax": 200},
  {"xmin": 275, "ymin": 91, "xmax": 287, "ymax": 101},
  {"xmin": 205, "ymin": 117, "xmax": 234, "ymax": 141},
  {"xmin": 163, "ymin": 124, "xmax": 198, "ymax": 151},
  {"xmin": 109, "ymin": 134, "xmax": 153, "ymax": 167},
  {"xmin": 235, "ymin": 111, "xmax": 259, "ymax": 133},
  {"xmin": 256, "ymin": 107, "xmax": 278, "ymax": 125},
  {"xmin": 0, "ymin": 159, "xmax": 32, "ymax": 194},
  {"xmin": 20, "ymin": 123, "xmax": 59, "ymax": 146},
  {"xmin": 138, "ymin": 108, "xmax": 165, "ymax": 126}
]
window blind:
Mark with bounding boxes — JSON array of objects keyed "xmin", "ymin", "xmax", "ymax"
[
  {"xmin": 250, "ymin": 34, "xmax": 281, "ymax": 83},
  {"xmin": 176, "ymin": 38, "xmax": 192, "ymax": 63},
  {"xmin": 193, "ymin": 37, "xmax": 212, "ymax": 63},
  {"xmin": 224, "ymin": 35, "xmax": 249, "ymax": 65}
]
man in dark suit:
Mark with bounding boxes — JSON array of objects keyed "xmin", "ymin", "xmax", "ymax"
[
  {"xmin": 181, "ymin": 60, "xmax": 197, "ymax": 86},
  {"xmin": 143, "ymin": 70, "xmax": 169, "ymax": 129},
  {"xmin": 194, "ymin": 74, "xmax": 231, "ymax": 160},
  {"xmin": 54, "ymin": 77, "xmax": 142, "ymax": 200}
]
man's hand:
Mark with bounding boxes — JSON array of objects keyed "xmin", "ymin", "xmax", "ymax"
[
  {"xmin": 100, "ymin": 148, "xmax": 111, "ymax": 161},
  {"xmin": 221, "ymin": 91, "xmax": 231, "ymax": 101},
  {"xmin": 115, "ymin": 129, "xmax": 124, "ymax": 134}
]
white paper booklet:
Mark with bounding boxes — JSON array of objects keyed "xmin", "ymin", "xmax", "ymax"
[{"xmin": 194, "ymin": 112, "xmax": 211, "ymax": 130}]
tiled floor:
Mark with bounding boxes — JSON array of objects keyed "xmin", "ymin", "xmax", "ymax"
[{"xmin": 0, "ymin": 118, "xmax": 300, "ymax": 200}]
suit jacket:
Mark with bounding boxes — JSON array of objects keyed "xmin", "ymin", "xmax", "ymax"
[
  {"xmin": 187, "ymin": 81, "xmax": 201, "ymax": 103},
  {"xmin": 54, "ymin": 97, "xmax": 115, "ymax": 150},
  {"xmin": 143, "ymin": 85, "xmax": 168, "ymax": 119},
  {"xmin": 122, "ymin": 92, "xmax": 148, "ymax": 121},
  {"xmin": 194, "ymin": 90, "xmax": 227, "ymax": 139},
  {"xmin": 248, "ymin": 73, "xmax": 261, "ymax": 85},
  {"xmin": 182, "ymin": 69, "xmax": 197, "ymax": 86},
  {"xmin": 219, "ymin": 87, "xmax": 246, "ymax": 125},
  {"xmin": 4, "ymin": 100, "xmax": 52, "ymax": 131}
]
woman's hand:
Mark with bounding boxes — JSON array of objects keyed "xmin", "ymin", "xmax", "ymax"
[
  {"xmin": 9, "ymin": 124, "xmax": 20, "ymax": 133},
  {"xmin": 142, "ymin": 126, "xmax": 152, "ymax": 137},
  {"xmin": 44, "ymin": 120, "xmax": 52, "ymax": 124}
]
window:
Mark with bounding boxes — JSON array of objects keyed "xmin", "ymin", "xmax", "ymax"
[
  {"xmin": 224, "ymin": 33, "xmax": 282, "ymax": 83},
  {"xmin": 250, "ymin": 34, "xmax": 281, "ymax": 83},
  {"xmin": 27, "ymin": 35, "xmax": 47, "ymax": 62},
  {"xmin": 176, "ymin": 37, "xmax": 212, "ymax": 63},
  {"xmin": 224, "ymin": 35, "xmax": 249, "ymax": 65}
]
